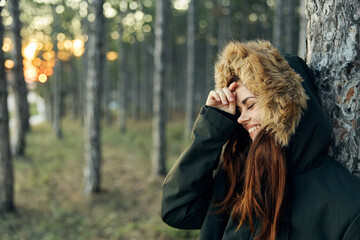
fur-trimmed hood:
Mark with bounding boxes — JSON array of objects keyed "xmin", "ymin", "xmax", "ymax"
[{"xmin": 214, "ymin": 40, "xmax": 308, "ymax": 147}]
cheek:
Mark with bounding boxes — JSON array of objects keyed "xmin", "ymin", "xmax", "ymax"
[{"xmin": 252, "ymin": 109, "xmax": 262, "ymax": 122}]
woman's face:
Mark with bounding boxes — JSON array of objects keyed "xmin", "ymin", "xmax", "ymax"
[{"xmin": 235, "ymin": 82, "xmax": 262, "ymax": 141}]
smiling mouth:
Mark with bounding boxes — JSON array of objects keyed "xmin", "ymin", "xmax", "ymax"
[{"xmin": 248, "ymin": 125, "xmax": 261, "ymax": 134}]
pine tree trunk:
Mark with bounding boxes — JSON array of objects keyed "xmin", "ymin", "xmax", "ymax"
[
  {"xmin": 53, "ymin": 60, "xmax": 62, "ymax": 138},
  {"xmin": 273, "ymin": 0, "xmax": 285, "ymax": 53},
  {"xmin": 185, "ymin": 0, "xmax": 195, "ymax": 139},
  {"xmin": 84, "ymin": 0, "xmax": 105, "ymax": 193},
  {"xmin": 70, "ymin": 59, "xmax": 80, "ymax": 119},
  {"xmin": 103, "ymin": 60, "xmax": 111, "ymax": 124},
  {"xmin": 240, "ymin": 1, "xmax": 249, "ymax": 41},
  {"xmin": 9, "ymin": 0, "xmax": 29, "ymax": 156},
  {"xmin": 102, "ymin": 49, "xmax": 111, "ymax": 124},
  {"xmin": 284, "ymin": 0, "xmax": 296, "ymax": 54},
  {"xmin": 117, "ymin": 33, "xmax": 127, "ymax": 133},
  {"xmin": 205, "ymin": 0, "xmax": 215, "ymax": 95},
  {"xmin": 305, "ymin": 0, "xmax": 360, "ymax": 176},
  {"xmin": 152, "ymin": 0, "xmax": 169, "ymax": 176},
  {"xmin": 44, "ymin": 81, "xmax": 53, "ymax": 123},
  {"xmin": 134, "ymin": 43, "xmax": 140, "ymax": 121},
  {"xmin": 0, "ymin": 7, "xmax": 15, "ymax": 212},
  {"xmin": 81, "ymin": 30, "xmax": 89, "ymax": 126},
  {"xmin": 298, "ymin": 0, "xmax": 306, "ymax": 58}
]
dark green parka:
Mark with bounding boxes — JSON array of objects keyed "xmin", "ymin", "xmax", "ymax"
[{"xmin": 161, "ymin": 41, "xmax": 360, "ymax": 240}]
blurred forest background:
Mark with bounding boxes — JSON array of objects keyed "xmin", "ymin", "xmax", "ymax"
[{"xmin": 0, "ymin": 0, "xmax": 358, "ymax": 239}]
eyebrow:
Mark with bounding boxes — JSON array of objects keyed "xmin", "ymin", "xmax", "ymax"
[{"xmin": 242, "ymin": 96, "xmax": 256, "ymax": 105}]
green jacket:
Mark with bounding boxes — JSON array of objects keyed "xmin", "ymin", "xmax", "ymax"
[{"xmin": 161, "ymin": 56, "xmax": 360, "ymax": 239}]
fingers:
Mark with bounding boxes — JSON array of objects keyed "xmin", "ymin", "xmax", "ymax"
[
  {"xmin": 216, "ymin": 89, "xmax": 228, "ymax": 104},
  {"xmin": 222, "ymin": 87, "xmax": 235, "ymax": 102},
  {"xmin": 209, "ymin": 90, "xmax": 220, "ymax": 102},
  {"xmin": 206, "ymin": 84, "xmax": 237, "ymax": 109},
  {"xmin": 228, "ymin": 81, "xmax": 238, "ymax": 91}
]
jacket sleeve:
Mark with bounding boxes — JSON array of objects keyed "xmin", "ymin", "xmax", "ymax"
[
  {"xmin": 161, "ymin": 106, "xmax": 237, "ymax": 229},
  {"xmin": 341, "ymin": 211, "xmax": 360, "ymax": 240}
]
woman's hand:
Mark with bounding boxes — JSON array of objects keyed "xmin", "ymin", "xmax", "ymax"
[{"xmin": 205, "ymin": 82, "xmax": 237, "ymax": 115}]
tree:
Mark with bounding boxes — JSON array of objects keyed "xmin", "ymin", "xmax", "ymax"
[
  {"xmin": 184, "ymin": 0, "xmax": 195, "ymax": 139},
  {"xmin": 0, "ymin": 5, "xmax": 15, "ymax": 212},
  {"xmin": 305, "ymin": 0, "xmax": 360, "ymax": 176},
  {"xmin": 152, "ymin": 0, "xmax": 169, "ymax": 176},
  {"xmin": 297, "ymin": 0, "xmax": 306, "ymax": 58},
  {"xmin": 52, "ymin": 60, "xmax": 63, "ymax": 138},
  {"xmin": 117, "ymin": 29, "xmax": 127, "ymax": 133},
  {"xmin": 84, "ymin": 0, "xmax": 105, "ymax": 193},
  {"xmin": 205, "ymin": 0, "xmax": 215, "ymax": 100},
  {"xmin": 51, "ymin": 5, "xmax": 63, "ymax": 139},
  {"xmin": 9, "ymin": 0, "xmax": 30, "ymax": 155}
]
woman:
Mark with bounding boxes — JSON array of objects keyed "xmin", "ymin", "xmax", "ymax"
[{"xmin": 161, "ymin": 40, "xmax": 360, "ymax": 240}]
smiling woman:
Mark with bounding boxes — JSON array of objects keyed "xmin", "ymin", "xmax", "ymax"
[{"xmin": 161, "ymin": 40, "xmax": 360, "ymax": 240}]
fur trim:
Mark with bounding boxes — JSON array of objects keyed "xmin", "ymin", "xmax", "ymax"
[{"xmin": 214, "ymin": 40, "xmax": 308, "ymax": 146}]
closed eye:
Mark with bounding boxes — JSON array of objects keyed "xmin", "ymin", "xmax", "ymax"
[{"xmin": 247, "ymin": 103, "xmax": 255, "ymax": 110}]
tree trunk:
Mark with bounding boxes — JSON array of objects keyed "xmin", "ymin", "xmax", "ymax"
[
  {"xmin": 284, "ymin": 0, "xmax": 296, "ymax": 54},
  {"xmin": 0, "ymin": 6, "xmax": 15, "ymax": 212},
  {"xmin": 81, "ymin": 31, "xmax": 88, "ymax": 126},
  {"xmin": 305, "ymin": 0, "xmax": 360, "ymax": 176},
  {"xmin": 133, "ymin": 42, "xmax": 140, "ymax": 121},
  {"xmin": 102, "ymin": 52, "xmax": 111, "ymax": 124},
  {"xmin": 205, "ymin": 0, "xmax": 215, "ymax": 95},
  {"xmin": 117, "ymin": 32, "xmax": 127, "ymax": 133},
  {"xmin": 53, "ymin": 60, "xmax": 62, "ymax": 138},
  {"xmin": 84, "ymin": 0, "xmax": 105, "ymax": 193},
  {"xmin": 240, "ymin": 0, "xmax": 249, "ymax": 41},
  {"xmin": 70, "ymin": 58, "xmax": 80, "ymax": 119},
  {"xmin": 152, "ymin": 0, "xmax": 169, "ymax": 176},
  {"xmin": 185, "ymin": 0, "xmax": 195, "ymax": 139},
  {"xmin": 273, "ymin": 0, "xmax": 285, "ymax": 53},
  {"xmin": 103, "ymin": 59, "xmax": 111, "ymax": 124},
  {"xmin": 9, "ymin": 0, "xmax": 29, "ymax": 156},
  {"xmin": 101, "ymin": 24, "xmax": 111, "ymax": 125},
  {"xmin": 298, "ymin": 0, "xmax": 306, "ymax": 58}
]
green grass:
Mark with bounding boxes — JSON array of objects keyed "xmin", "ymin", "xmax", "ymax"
[{"xmin": 1, "ymin": 118, "xmax": 199, "ymax": 240}]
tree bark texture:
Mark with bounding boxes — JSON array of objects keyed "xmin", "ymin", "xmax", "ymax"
[
  {"xmin": 9, "ymin": 0, "xmax": 29, "ymax": 156},
  {"xmin": 306, "ymin": 0, "xmax": 360, "ymax": 175},
  {"xmin": 0, "ymin": 6, "xmax": 15, "ymax": 212},
  {"xmin": 185, "ymin": 0, "xmax": 195, "ymax": 139},
  {"xmin": 152, "ymin": 0, "xmax": 169, "ymax": 175},
  {"xmin": 84, "ymin": 0, "xmax": 105, "ymax": 193}
]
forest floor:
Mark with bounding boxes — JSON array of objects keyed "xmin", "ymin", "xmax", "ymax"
[{"xmin": 0, "ymin": 117, "xmax": 199, "ymax": 240}]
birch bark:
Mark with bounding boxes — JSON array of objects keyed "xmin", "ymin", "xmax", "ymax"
[
  {"xmin": 9, "ymin": 0, "xmax": 29, "ymax": 155},
  {"xmin": 152, "ymin": 0, "xmax": 169, "ymax": 175},
  {"xmin": 84, "ymin": 0, "xmax": 105, "ymax": 193}
]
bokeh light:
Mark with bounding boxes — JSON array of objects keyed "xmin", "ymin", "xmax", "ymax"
[
  {"xmin": 4, "ymin": 60, "xmax": 14, "ymax": 69},
  {"xmin": 2, "ymin": 38, "xmax": 13, "ymax": 52},
  {"xmin": 38, "ymin": 73, "xmax": 47, "ymax": 83},
  {"xmin": 106, "ymin": 51, "xmax": 118, "ymax": 61},
  {"xmin": 23, "ymin": 42, "xmax": 38, "ymax": 60}
]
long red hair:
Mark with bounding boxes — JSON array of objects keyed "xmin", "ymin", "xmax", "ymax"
[{"xmin": 217, "ymin": 126, "xmax": 287, "ymax": 240}]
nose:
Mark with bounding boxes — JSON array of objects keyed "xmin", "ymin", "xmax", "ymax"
[{"xmin": 237, "ymin": 111, "xmax": 250, "ymax": 124}]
